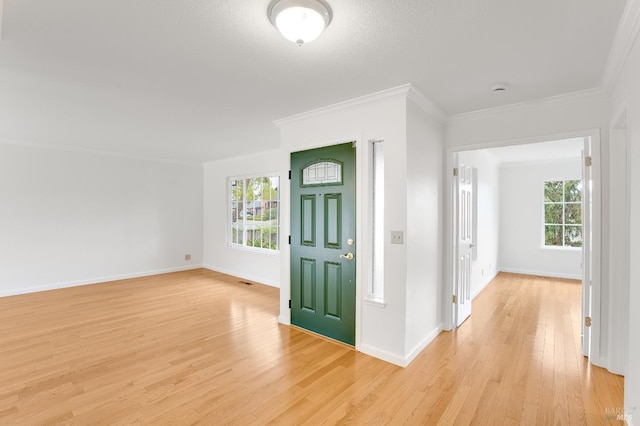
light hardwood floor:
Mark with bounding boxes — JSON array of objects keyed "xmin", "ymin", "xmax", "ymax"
[{"xmin": 0, "ymin": 270, "xmax": 624, "ymax": 424}]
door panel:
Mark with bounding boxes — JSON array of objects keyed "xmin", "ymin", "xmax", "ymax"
[
  {"xmin": 301, "ymin": 195, "xmax": 316, "ymax": 246},
  {"xmin": 324, "ymin": 262, "xmax": 342, "ymax": 318},
  {"xmin": 291, "ymin": 142, "xmax": 356, "ymax": 345},
  {"xmin": 455, "ymin": 162, "xmax": 473, "ymax": 327},
  {"xmin": 324, "ymin": 194, "xmax": 342, "ymax": 248},
  {"xmin": 300, "ymin": 258, "xmax": 316, "ymax": 312}
]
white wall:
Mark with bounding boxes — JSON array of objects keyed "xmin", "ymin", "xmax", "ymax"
[
  {"xmin": 458, "ymin": 149, "xmax": 501, "ymax": 297},
  {"xmin": 277, "ymin": 94, "xmax": 408, "ymax": 364},
  {"xmin": 499, "ymin": 158, "xmax": 583, "ymax": 279},
  {"xmin": 609, "ymin": 10, "xmax": 640, "ymax": 418},
  {"xmin": 608, "ymin": 127, "xmax": 629, "ymax": 377},
  {"xmin": 446, "ymin": 95, "xmax": 610, "ymax": 149},
  {"xmin": 404, "ymin": 100, "xmax": 444, "ymax": 361},
  {"xmin": 202, "ymin": 150, "xmax": 281, "ymax": 287},
  {"xmin": 276, "ymin": 86, "xmax": 444, "ymax": 366},
  {"xmin": 0, "ymin": 142, "xmax": 203, "ymax": 296}
]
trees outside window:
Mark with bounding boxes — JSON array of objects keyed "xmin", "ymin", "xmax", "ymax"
[
  {"xmin": 230, "ymin": 175, "xmax": 280, "ymax": 251},
  {"xmin": 543, "ymin": 179, "xmax": 582, "ymax": 248}
]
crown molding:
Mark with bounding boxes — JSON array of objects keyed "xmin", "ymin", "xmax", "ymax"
[
  {"xmin": 600, "ymin": 0, "xmax": 640, "ymax": 95},
  {"xmin": 406, "ymin": 86, "xmax": 448, "ymax": 125},
  {"xmin": 448, "ymin": 86, "xmax": 607, "ymax": 123},
  {"xmin": 449, "ymin": 0, "xmax": 640, "ymax": 123},
  {"xmin": 273, "ymin": 83, "xmax": 447, "ymax": 127},
  {"xmin": 273, "ymin": 84, "xmax": 413, "ymax": 127}
]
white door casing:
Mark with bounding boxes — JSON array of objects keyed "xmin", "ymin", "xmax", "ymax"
[{"xmin": 582, "ymin": 138, "xmax": 593, "ymax": 358}]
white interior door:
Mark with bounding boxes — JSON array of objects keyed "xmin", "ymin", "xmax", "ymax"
[
  {"xmin": 581, "ymin": 138, "xmax": 592, "ymax": 357},
  {"xmin": 455, "ymin": 162, "xmax": 473, "ymax": 327}
]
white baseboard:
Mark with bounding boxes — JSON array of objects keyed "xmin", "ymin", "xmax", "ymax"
[
  {"xmin": 278, "ymin": 315, "xmax": 290, "ymax": 325},
  {"xmin": 359, "ymin": 344, "xmax": 407, "ymax": 367},
  {"xmin": 498, "ymin": 267, "xmax": 581, "ymax": 280},
  {"xmin": 0, "ymin": 265, "xmax": 204, "ymax": 298},
  {"xmin": 359, "ymin": 325, "xmax": 444, "ymax": 368},
  {"xmin": 202, "ymin": 264, "xmax": 280, "ymax": 288},
  {"xmin": 404, "ymin": 324, "xmax": 444, "ymax": 367},
  {"xmin": 472, "ymin": 270, "xmax": 500, "ymax": 299}
]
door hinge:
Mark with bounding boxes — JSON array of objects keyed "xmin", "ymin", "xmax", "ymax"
[
  {"xmin": 585, "ymin": 316, "xmax": 592, "ymax": 327},
  {"xmin": 453, "ymin": 167, "xmax": 459, "ymax": 177},
  {"xmin": 452, "ymin": 295, "xmax": 457, "ymax": 304},
  {"xmin": 288, "ymin": 170, "xmax": 292, "ymax": 180},
  {"xmin": 585, "ymin": 156, "xmax": 592, "ymax": 167},
  {"xmin": 288, "ymin": 299, "xmax": 292, "ymax": 309},
  {"xmin": 288, "ymin": 235, "xmax": 291, "ymax": 245}
]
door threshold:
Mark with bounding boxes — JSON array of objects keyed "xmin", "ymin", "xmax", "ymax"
[{"xmin": 289, "ymin": 325, "xmax": 355, "ymax": 349}]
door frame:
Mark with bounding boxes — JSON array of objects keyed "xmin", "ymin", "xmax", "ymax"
[
  {"xmin": 278, "ymin": 137, "xmax": 364, "ymax": 350},
  {"xmin": 289, "ymin": 142, "xmax": 357, "ymax": 345},
  {"xmin": 444, "ymin": 129, "xmax": 603, "ymax": 363}
]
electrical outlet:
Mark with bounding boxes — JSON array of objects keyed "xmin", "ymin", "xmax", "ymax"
[
  {"xmin": 390, "ymin": 231, "xmax": 403, "ymax": 244},
  {"xmin": 185, "ymin": 254, "xmax": 191, "ymax": 261}
]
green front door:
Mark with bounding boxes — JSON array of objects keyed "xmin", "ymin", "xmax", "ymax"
[{"xmin": 290, "ymin": 142, "xmax": 356, "ymax": 345}]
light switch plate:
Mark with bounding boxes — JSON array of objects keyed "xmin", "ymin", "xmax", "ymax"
[{"xmin": 391, "ymin": 231, "xmax": 403, "ymax": 244}]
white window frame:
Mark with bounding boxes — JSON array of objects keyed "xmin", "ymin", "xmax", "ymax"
[
  {"xmin": 229, "ymin": 173, "xmax": 280, "ymax": 253},
  {"xmin": 542, "ymin": 178, "xmax": 583, "ymax": 249},
  {"xmin": 367, "ymin": 139, "xmax": 385, "ymax": 304}
]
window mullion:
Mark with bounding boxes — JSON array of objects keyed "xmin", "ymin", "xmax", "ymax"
[
  {"xmin": 243, "ymin": 178, "xmax": 248, "ymax": 246},
  {"xmin": 562, "ymin": 182, "xmax": 566, "ymax": 247}
]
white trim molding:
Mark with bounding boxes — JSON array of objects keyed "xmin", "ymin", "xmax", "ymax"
[
  {"xmin": 448, "ymin": 87, "xmax": 606, "ymax": 123},
  {"xmin": 203, "ymin": 265, "xmax": 280, "ymax": 288},
  {"xmin": 404, "ymin": 325, "xmax": 444, "ymax": 367},
  {"xmin": 601, "ymin": 0, "xmax": 640, "ymax": 95},
  {"xmin": 358, "ymin": 344, "xmax": 407, "ymax": 367},
  {"xmin": 406, "ymin": 86, "xmax": 448, "ymax": 124},
  {"xmin": 0, "ymin": 265, "xmax": 204, "ymax": 298},
  {"xmin": 273, "ymin": 83, "xmax": 447, "ymax": 127},
  {"xmin": 360, "ymin": 324, "xmax": 444, "ymax": 368}
]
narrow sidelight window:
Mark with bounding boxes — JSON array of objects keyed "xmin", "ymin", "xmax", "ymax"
[{"xmin": 371, "ymin": 140, "xmax": 385, "ymax": 300}]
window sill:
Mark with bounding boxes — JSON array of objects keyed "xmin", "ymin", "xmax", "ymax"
[
  {"xmin": 364, "ymin": 298, "xmax": 387, "ymax": 308},
  {"xmin": 228, "ymin": 244, "xmax": 280, "ymax": 256},
  {"xmin": 539, "ymin": 245, "xmax": 582, "ymax": 252}
]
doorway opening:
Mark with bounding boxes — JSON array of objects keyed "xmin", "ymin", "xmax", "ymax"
[
  {"xmin": 447, "ymin": 133, "xmax": 601, "ymax": 362},
  {"xmin": 289, "ymin": 142, "xmax": 357, "ymax": 345}
]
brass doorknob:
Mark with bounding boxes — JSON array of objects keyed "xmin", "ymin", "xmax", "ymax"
[{"xmin": 339, "ymin": 253, "xmax": 354, "ymax": 260}]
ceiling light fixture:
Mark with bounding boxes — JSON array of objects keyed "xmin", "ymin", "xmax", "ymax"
[{"xmin": 268, "ymin": 0, "xmax": 332, "ymax": 46}]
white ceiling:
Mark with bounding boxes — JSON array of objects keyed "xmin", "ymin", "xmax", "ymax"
[{"xmin": 0, "ymin": 0, "xmax": 627, "ymax": 163}]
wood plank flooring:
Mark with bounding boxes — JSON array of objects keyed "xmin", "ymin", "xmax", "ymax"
[{"xmin": 0, "ymin": 270, "xmax": 624, "ymax": 424}]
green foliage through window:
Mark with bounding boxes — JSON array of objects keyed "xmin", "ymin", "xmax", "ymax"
[
  {"xmin": 543, "ymin": 180, "xmax": 582, "ymax": 247},
  {"xmin": 230, "ymin": 175, "xmax": 280, "ymax": 251}
]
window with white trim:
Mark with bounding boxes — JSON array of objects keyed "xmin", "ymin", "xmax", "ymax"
[
  {"xmin": 370, "ymin": 140, "xmax": 384, "ymax": 301},
  {"xmin": 230, "ymin": 175, "xmax": 280, "ymax": 251},
  {"xmin": 543, "ymin": 179, "xmax": 582, "ymax": 248}
]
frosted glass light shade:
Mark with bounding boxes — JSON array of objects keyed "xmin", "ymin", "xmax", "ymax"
[{"xmin": 268, "ymin": 0, "xmax": 332, "ymax": 45}]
